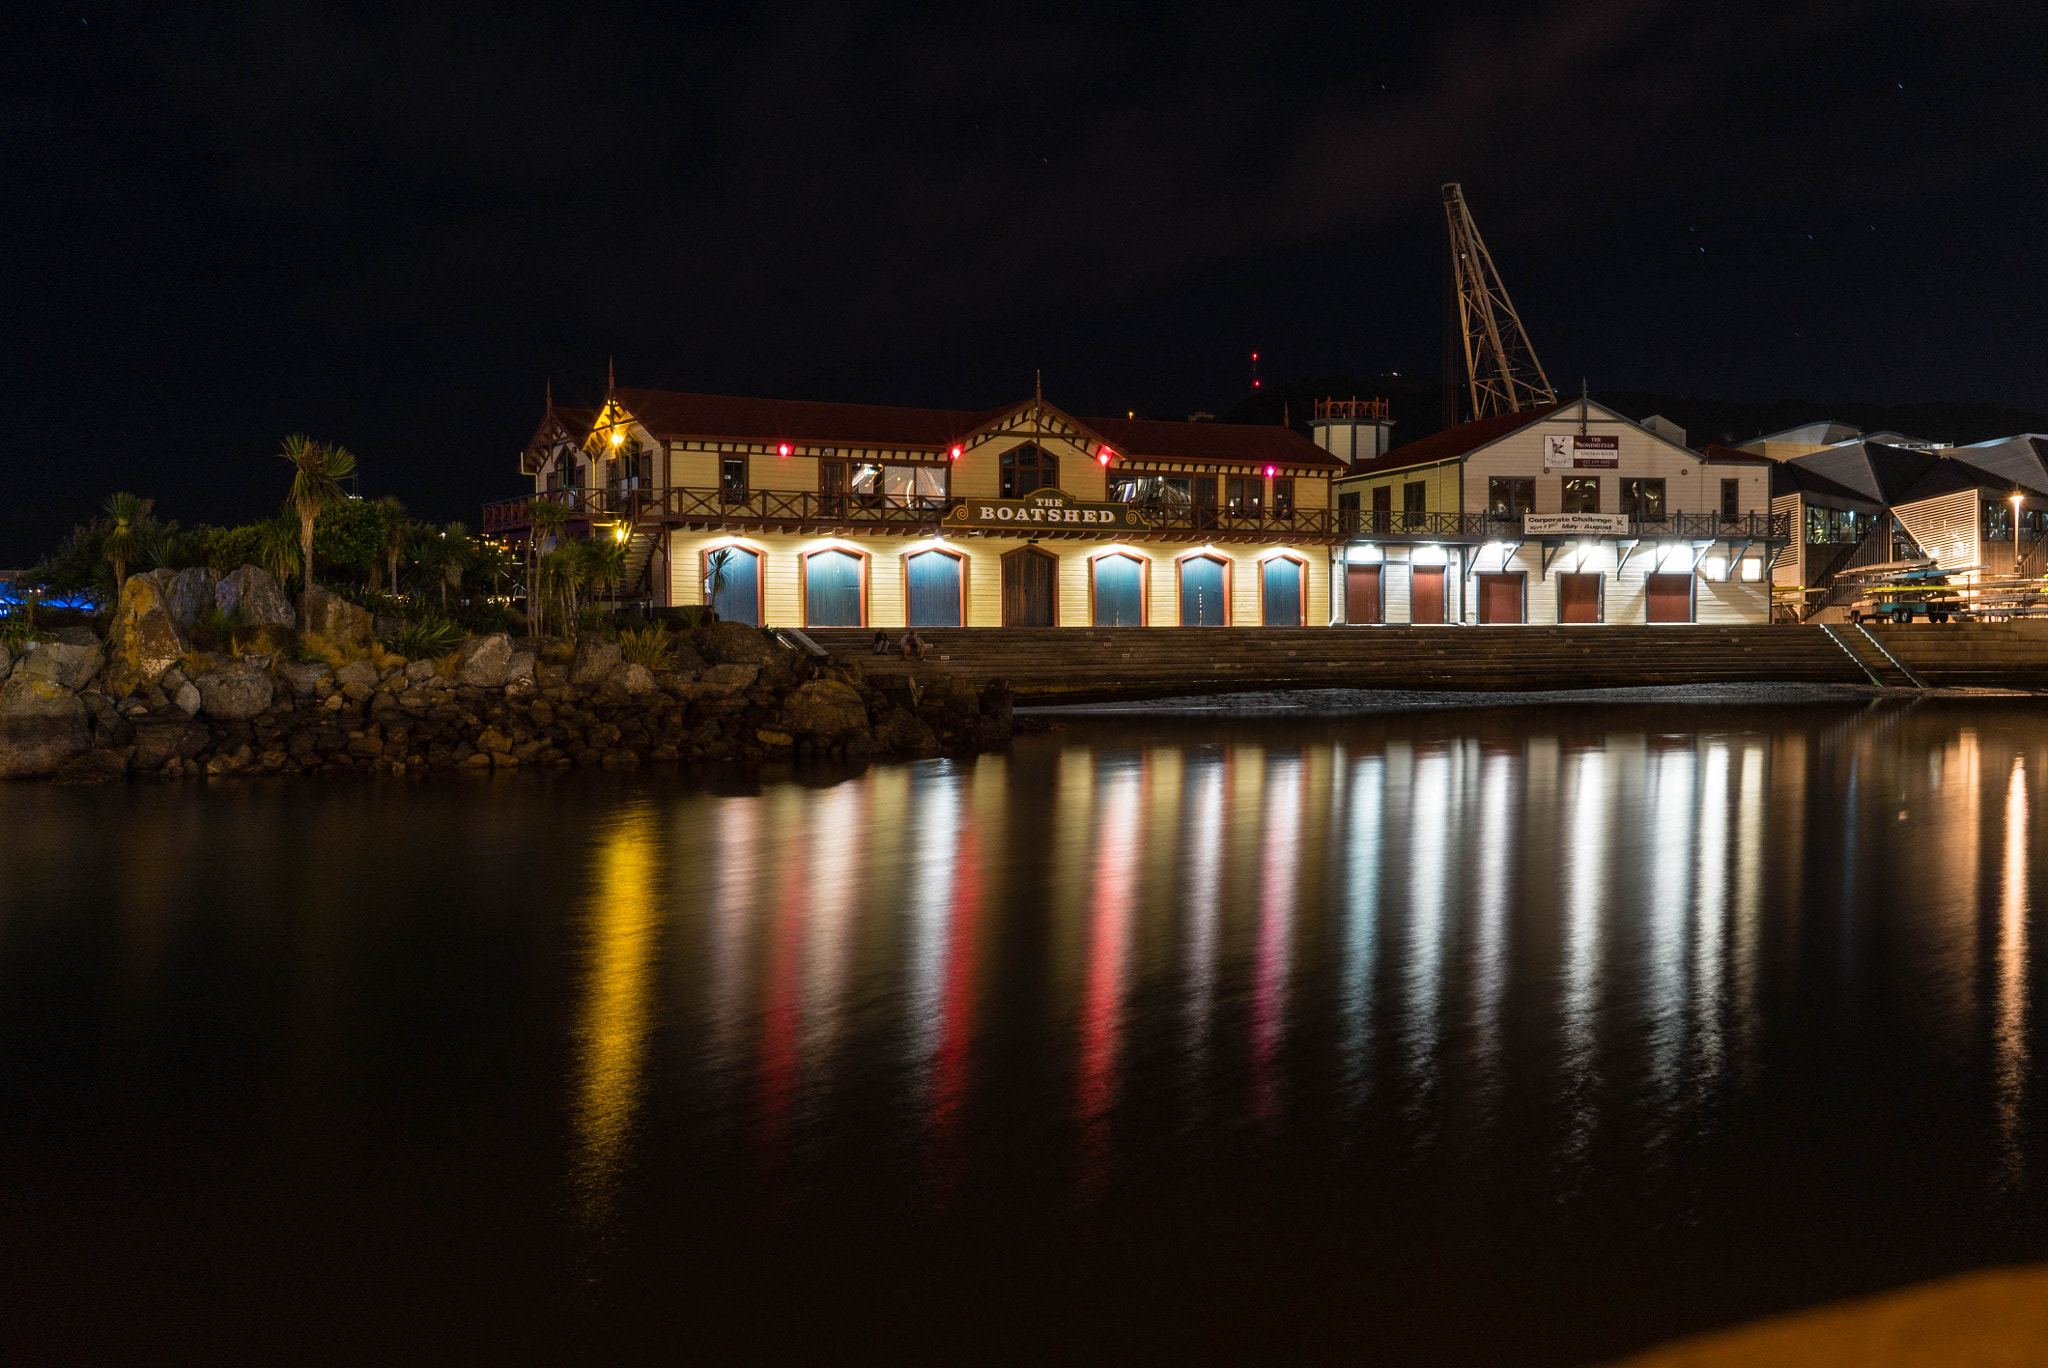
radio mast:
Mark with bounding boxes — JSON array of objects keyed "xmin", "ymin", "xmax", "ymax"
[{"xmin": 1442, "ymin": 182, "xmax": 1555, "ymax": 422}]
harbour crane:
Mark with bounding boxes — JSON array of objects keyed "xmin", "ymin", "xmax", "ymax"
[{"xmin": 1441, "ymin": 182, "xmax": 1555, "ymax": 423}]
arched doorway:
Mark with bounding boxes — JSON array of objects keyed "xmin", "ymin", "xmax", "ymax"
[
  {"xmin": 1002, "ymin": 547, "xmax": 1057, "ymax": 626},
  {"xmin": 905, "ymin": 548, "xmax": 963, "ymax": 627},
  {"xmin": 804, "ymin": 548, "xmax": 866, "ymax": 627},
  {"xmin": 705, "ymin": 545, "xmax": 761, "ymax": 626},
  {"xmin": 1092, "ymin": 553, "xmax": 1145, "ymax": 626},
  {"xmin": 1261, "ymin": 557, "xmax": 1303, "ymax": 626},
  {"xmin": 1179, "ymin": 554, "xmax": 1227, "ymax": 626}
]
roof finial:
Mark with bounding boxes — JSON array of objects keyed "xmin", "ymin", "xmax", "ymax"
[
  {"xmin": 1035, "ymin": 368, "xmax": 1042, "ymax": 405},
  {"xmin": 608, "ymin": 356, "xmax": 616, "ymax": 393},
  {"xmin": 545, "ymin": 377, "xmax": 553, "ymax": 409}
]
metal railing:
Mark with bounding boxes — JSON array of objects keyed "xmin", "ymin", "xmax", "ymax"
[{"xmin": 1335, "ymin": 510, "xmax": 1791, "ymax": 541}]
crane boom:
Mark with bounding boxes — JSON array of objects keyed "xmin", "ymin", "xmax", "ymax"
[{"xmin": 1442, "ymin": 182, "xmax": 1554, "ymax": 421}]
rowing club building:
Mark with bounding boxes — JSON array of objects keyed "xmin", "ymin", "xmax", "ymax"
[{"xmin": 486, "ymin": 379, "xmax": 1350, "ymax": 629}]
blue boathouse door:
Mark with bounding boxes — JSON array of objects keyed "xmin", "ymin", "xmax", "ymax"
[
  {"xmin": 708, "ymin": 546, "xmax": 760, "ymax": 626},
  {"xmin": 1180, "ymin": 555, "xmax": 1226, "ymax": 625},
  {"xmin": 1093, "ymin": 554, "xmax": 1144, "ymax": 626},
  {"xmin": 1262, "ymin": 558, "xmax": 1303, "ymax": 626},
  {"xmin": 805, "ymin": 549, "xmax": 865, "ymax": 626},
  {"xmin": 905, "ymin": 549, "xmax": 962, "ymax": 627}
]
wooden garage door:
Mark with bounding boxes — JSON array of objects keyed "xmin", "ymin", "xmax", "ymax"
[
  {"xmin": 1410, "ymin": 566, "xmax": 1447, "ymax": 623},
  {"xmin": 1556, "ymin": 572, "xmax": 1601, "ymax": 623},
  {"xmin": 1180, "ymin": 556, "xmax": 1227, "ymax": 625},
  {"xmin": 1346, "ymin": 565, "xmax": 1382, "ymax": 624},
  {"xmin": 1093, "ymin": 555, "xmax": 1145, "ymax": 626},
  {"xmin": 1261, "ymin": 559, "xmax": 1303, "ymax": 627},
  {"xmin": 1478, "ymin": 572, "xmax": 1525, "ymax": 624},
  {"xmin": 905, "ymin": 549, "xmax": 962, "ymax": 627},
  {"xmin": 1646, "ymin": 573, "xmax": 1694, "ymax": 623},
  {"xmin": 1003, "ymin": 549, "xmax": 1056, "ymax": 626}
]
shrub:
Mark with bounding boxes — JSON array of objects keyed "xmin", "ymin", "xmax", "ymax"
[
  {"xmin": 384, "ymin": 615, "xmax": 464, "ymax": 660},
  {"xmin": 618, "ymin": 624, "xmax": 676, "ymax": 671},
  {"xmin": 189, "ymin": 605, "xmax": 246, "ymax": 654},
  {"xmin": 673, "ymin": 604, "xmax": 712, "ymax": 631}
]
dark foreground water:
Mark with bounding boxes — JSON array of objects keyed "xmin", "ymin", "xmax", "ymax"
[{"xmin": 3, "ymin": 699, "xmax": 2047, "ymax": 1366}]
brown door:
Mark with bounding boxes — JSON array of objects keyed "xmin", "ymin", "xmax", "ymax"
[
  {"xmin": 1410, "ymin": 566, "xmax": 1446, "ymax": 623},
  {"xmin": 1478, "ymin": 572, "xmax": 1525, "ymax": 624},
  {"xmin": 1646, "ymin": 573, "xmax": 1693, "ymax": 623},
  {"xmin": 1346, "ymin": 565, "xmax": 1382, "ymax": 624},
  {"xmin": 1556, "ymin": 572, "xmax": 1601, "ymax": 623},
  {"xmin": 1003, "ymin": 549, "xmax": 1057, "ymax": 625}
]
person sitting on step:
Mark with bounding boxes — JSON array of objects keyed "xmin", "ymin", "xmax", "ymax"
[
  {"xmin": 871, "ymin": 629, "xmax": 892, "ymax": 656},
  {"xmin": 899, "ymin": 629, "xmax": 929, "ymax": 661}
]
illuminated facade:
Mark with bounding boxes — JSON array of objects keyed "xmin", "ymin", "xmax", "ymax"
[{"xmin": 488, "ymin": 379, "xmax": 1349, "ymax": 628}]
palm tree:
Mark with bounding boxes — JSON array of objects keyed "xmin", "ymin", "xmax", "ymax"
[
  {"xmin": 373, "ymin": 495, "xmax": 408, "ymax": 592},
  {"xmin": 580, "ymin": 532, "xmax": 627, "ymax": 608},
  {"xmin": 281, "ymin": 433, "xmax": 358, "ymax": 621},
  {"xmin": 536, "ymin": 544, "xmax": 585, "ymax": 638},
  {"xmin": 436, "ymin": 521, "xmax": 474, "ymax": 608},
  {"xmin": 103, "ymin": 492, "xmax": 145, "ymax": 590},
  {"xmin": 258, "ymin": 511, "xmax": 303, "ymax": 587},
  {"xmin": 526, "ymin": 499, "xmax": 570, "ymax": 637}
]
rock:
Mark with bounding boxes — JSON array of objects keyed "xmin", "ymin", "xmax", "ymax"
[
  {"xmin": 697, "ymin": 663, "xmax": 759, "ymax": 697},
  {"xmin": 215, "ymin": 565, "xmax": 295, "ymax": 630},
  {"xmin": 132, "ymin": 716, "xmax": 212, "ymax": 770},
  {"xmin": 505, "ymin": 651, "xmax": 536, "ymax": 684},
  {"xmin": 693, "ymin": 620, "xmax": 799, "ymax": 686},
  {"xmin": 877, "ymin": 706, "xmax": 939, "ymax": 755},
  {"xmin": 455, "ymin": 633, "xmax": 513, "ymax": 688},
  {"xmin": 195, "ymin": 662, "xmax": 274, "ymax": 720},
  {"xmin": 0, "ymin": 642, "xmax": 10, "ymax": 681},
  {"xmin": 18, "ymin": 639, "xmax": 106, "ymax": 692},
  {"xmin": 102, "ymin": 573, "xmax": 189, "ymax": 698},
  {"xmin": 608, "ymin": 662, "xmax": 658, "ymax": 695},
  {"xmin": 165, "ymin": 566, "xmax": 220, "ymax": 632},
  {"xmin": 0, "ymin": 675, "xmax": 92, "ymax": 777},
  {"xmin": 755, "ymin": 729, "xmax": 795, "ymax": 748},
  {"xmin": 302, "ymin": 584, "xmax": 374, "ymax": 646},
  {"xmin": 51, "ymin": 747, "xmax": 132, "ymax": 786},
  {"xmin": 334, "ymin": 660, "xmax": 381, "ymax": 691},
  {"xmin": 779, "ymin": 678, "xmax": 868, "ymax": 740},
  {"xmin": 279, "ymin": 660, "xmax": 331, "ymax": 697},
  {"xmin": 476, "ymin": 727, "xmax": 513, "ymax": 754},
  {"xmin": 405, "ymin": 659, "xmax": 437, "ymax": 683},
  {"xmin": 979, "ymin": 679, "xmax": 1014, "ymax": 729},
  {"xmin": 570, "ymin": 635, "xmax": 623, "ymax": 688},
  {"xmin": 174, "ymin": 682, "xmax": 202, "ymax": 716},
  {"xmin": 535, "ymin": 660, "xmax": 569, "ymax": 689}
]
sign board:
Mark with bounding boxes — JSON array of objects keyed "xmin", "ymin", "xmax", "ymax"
[
  {"xmin": 1523, "ymin": 513, "xmax": 1630, "ymax": 536},
  {"xmin": 944, "ymin": 487, "xmax": 1150, "ymax": 532},
  {"xmin": 1543, "ymin": 434, "xmax": 1620, "ymax": 469}
]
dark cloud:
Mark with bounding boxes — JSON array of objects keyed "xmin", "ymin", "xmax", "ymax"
[{"xmin": 3, "ymin": 0, "xmax": 2044, "ymax": 561}]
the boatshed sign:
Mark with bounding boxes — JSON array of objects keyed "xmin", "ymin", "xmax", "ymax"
[
  {"xmin": 1523, "ymin": 513, "xmax": 1630, "ymax": 536},
  {"xmin": 944, "ymin": 487, "xmax": 1149, "ymax": 531},
  {"xmin": 1543, "ymin": 434, "xmax": 1620, "ymax": 469}
]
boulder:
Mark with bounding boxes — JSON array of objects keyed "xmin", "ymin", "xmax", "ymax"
[
  {"xmin": 0, "ymin": 675, "xmax": 92, "ymax": 777},
  {"xmin": 102, "ymin": 572, "xmax": 188, "ymax": 698},
  {"xmin": 54, "ymin": 626, "xmax": 100, "ymax": 647},
  {"xmin": 174, "ymin": 682, "xmax": 202, "ymax": 716},
  {"xmin": 165, "ymin": 566, "xmax": 220, "ymax": 632},
  {"xmin": 505, "ymin": 651, "xmax": 536, "ymax": 685},
  {"xmin": 215, "ymin": 565, "xmax": 295, "ymax": 630},
  {"xmin": 878, "ymin": 705, "xmax": 940, "ymax": 755},
  {"xmin": 608, "ymin": 662, "xmax": 658, "ymax": 695},
  {"xmin": 979, "ymin": 679, "xmax": 1014, "ymax": 730},
  {"xmin": 51, "ymin": 747, "xmax": 132, "ymax": 786},
  {"xmin": 134, "ymin": 716, "xmax": 212, "ymax": 770},
  {"xmin": 570, "ymin": 635, "xmax": 623, "ymax": 688},
  {"xmin": 195, "ymin": 662, "xmax": 274, "ymax": 720},
  {"xmin": 693, "ymin": 620, "xmax": 799, "ymax": 686},
  {"xmin": 697, "ymin": 663, "xmax": 759, "ymax": 697},
  {"xmin": 279, "ymin": 660, "xmax": 331, "ymax": 698},
  {"xmin": 779, "ymin": 678, "xmax": 868, "ymax": 740},
  {"xmin": 302, "ymin": 584, "xmax": 374, "ymax": 645},
  {"xmin": 334, "ymin": 660, "xmax": 381, "ymax": 691},
  {"xmin": 404, "ymin": 659, "xmax": 438, "ymax": 683},
  {"xmin": 18, "ymin": 639, "xmax": 106, "ymax": 692},
  {"xmin": 455, "ymin": 633, "xmax": 514, "ymax": 688}
]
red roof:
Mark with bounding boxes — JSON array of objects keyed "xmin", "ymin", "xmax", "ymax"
[
  {"xmin": 1700, "ymin": 442, "xmax": 1773, "ymax": 465},
  {"xmin": 1345, "ymin": 403, "xmax": 1568, "ymax": 477},
  {"xmin": 607, "ymin": 386, "xmax": 1340, "ymax": 468},
  {"xmin": 1086, "ymin": 415, "xmax": 1342, "ymax": 470}
]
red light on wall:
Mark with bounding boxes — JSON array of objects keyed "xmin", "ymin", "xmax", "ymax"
[
  {"xmin": 1264, "ymin": 464, "xmax": 1276, "ymax": 478},
  {"xmin": 778, "ymin": 443, "xmax": 792, "ymax": 457},
  {"xmin": 1097, "ymin": 446, "xmax": 1113, "ymax": 466},
  {"xmin": 950, "ymin": 445, "xmax": 962, "ymax": 460}
]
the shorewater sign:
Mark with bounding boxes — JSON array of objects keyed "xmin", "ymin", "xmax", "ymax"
[
  {"xmin": 1543, "ymin": 434, "xmax": 1620, "ymax": 469},
  {"xmin": 1523, "ymin": 513, "xmax": 1631, "ymax": 536},
  {"xmin": 944, "ymin": 487, "xmax": 1150, "ymax": 531}
]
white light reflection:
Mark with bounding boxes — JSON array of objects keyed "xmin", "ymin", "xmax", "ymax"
[
  {"xmin": 1182, "ymin": 752, "xmax": 1226, "ymax": 1103},
  {"xmin": 1252, "ymin": 753, "xmax": 1303, "ymax": 1123},
  {"xmin": 1078, "ymin": 759, "xmax": 1143, "ymax": 1189},
  {"xmin": 1693, "ymin": 744, "xmax": 1729, "ymax": 1094},
  {"xmin": 1560, "ymin": 748, "xmax": 1605, "ymax": 1177},
  {"xmin": 1404, "ymin": 749, "xmax": 1451, "ymax": 1106},
  {"xmin": 1643, "ymin": 746, "xmax": 1695, "ymax": 1150},
  {"xmin": 1732, "ymin": 744, "xmax": 1765, "ymax": 1080},
  {"xmin": 906, "ymin": 770, "xmax": 963, "ymax": 1099},
  {"xmin": 1340, "ymin": 755, "xmax": 1385, "ymax": 1113},
  {"xmin": 1996, "ymin": 756, "xmax": 2029, "ymax": 1189},
  {"xmin": 703, "ymin": 798, "xmax": 763, "ymax": 1089},
  {"xmin": 801, "ymin": 782, "xmax": 866, "ymax": 1076},
  {"xmin": 1471, "ymin": 752, "xmax": 1512, "ymax": 1114}
]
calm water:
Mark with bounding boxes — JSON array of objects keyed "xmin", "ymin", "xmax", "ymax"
[{"xmin": 4, "ymin": 701, "xmax": 2047, "ymax": 1365}]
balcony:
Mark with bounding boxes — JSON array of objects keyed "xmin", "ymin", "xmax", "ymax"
[{"xmin": 1334, "ymin": 510, "xmax": 1793, "ymax": 544}]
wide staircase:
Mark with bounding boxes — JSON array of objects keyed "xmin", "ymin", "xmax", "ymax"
[{"xmin": 801, "ymin": 626, "xmax": 1877, "ymax": 702}]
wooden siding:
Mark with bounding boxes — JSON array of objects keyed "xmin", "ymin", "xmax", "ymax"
[{"xmin": 1894, "ymin": 488, "xmax": 1981, "ymax": 573}]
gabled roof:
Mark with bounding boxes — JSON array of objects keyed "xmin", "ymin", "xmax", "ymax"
[
  {"xmin": 1894, "ymin": 455, "xmax": 2048, "ymax": 505},
  {"xmin": 521, "ymin": 405, "xmax": 597, "ymax": 474},
  {"xmin": 1790, "ymin": 442, "xmax": 1946, "ymax": 503},
  {"xmin": 1342, "ymin": 402, "xmax": 1568, "ymax": 478},
  {"xmin": 1947, "ymin": 434, "xmax": 2048, "ymax": 491},
  {"xmin": 1085, "ymin": 415, "xmax": 1341, "ymax": 470},
  {"xmin": 1768, "ymin": 460, "xmax": 1884, "ymax": 511},
  {"xmin": 1749, "ymin": 420, "xmax": 1863, "ymax": 447}
]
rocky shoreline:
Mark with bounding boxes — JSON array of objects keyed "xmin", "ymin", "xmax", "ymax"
[{"xmin": 0, "ymin": 566, "xmax": 1012, "ymax": 785}]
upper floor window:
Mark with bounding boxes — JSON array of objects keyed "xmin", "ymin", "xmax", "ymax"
[
  {"xmin": 1562, "ymin": 477, "xmax": 1599, "ymax": 514},
  {"xmin": 1983, "ymin": 498, "xmax": 2015, "ymax": 541},
  {"xmin": 1721, "ymin": 478, "xmax": 1741, "ymax": 521},
  {"xmin": 1225, "ymin": 476, "xmax": 1262, "ymax": 513},
  {"xmin": 1000, "ymin": 443, "xmax": 1058, "ymax": 497},
  {"xmin": 1621, "ymin": 478, "xmax": 1666, "ymax": 521},
  {"xmin": 721, "ymin": 455, "xmax": 748, "ymax": 503},
  {"xmin": 1488, "ymin": 477, "xmax": 1535, "ymax": 517},
  {"xmin": 1271, "ymin": 478, "xmax": 1294, "ymax": 515}
]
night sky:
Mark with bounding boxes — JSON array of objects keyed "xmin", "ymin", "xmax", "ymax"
[{"xmin": 7, "ymin": 1, "xmax": 2045, "ymax": 563}]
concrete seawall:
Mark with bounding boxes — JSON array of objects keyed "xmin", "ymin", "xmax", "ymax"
[{"xmin": 806, "ymin": 623, "xmax": 2048, "ymax": 703}]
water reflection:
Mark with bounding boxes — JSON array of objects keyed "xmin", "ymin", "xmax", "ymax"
[{"xmin": 1997, "ymin": 756, "xmax": 2029, "ymax": 1189}]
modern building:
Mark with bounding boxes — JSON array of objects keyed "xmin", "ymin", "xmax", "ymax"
[
  {"xmin": 1324, "ymin": 399, "xmax": 1786, "ymax": 625},
  {"xmin": 488, "ymin": 379, "xmax": 1355, "ymax": 628}
]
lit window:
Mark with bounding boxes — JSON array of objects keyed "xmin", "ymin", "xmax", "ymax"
[{"xmin": 1741, "ymin": 558, "xmax": 1763, "ymax": 582}]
